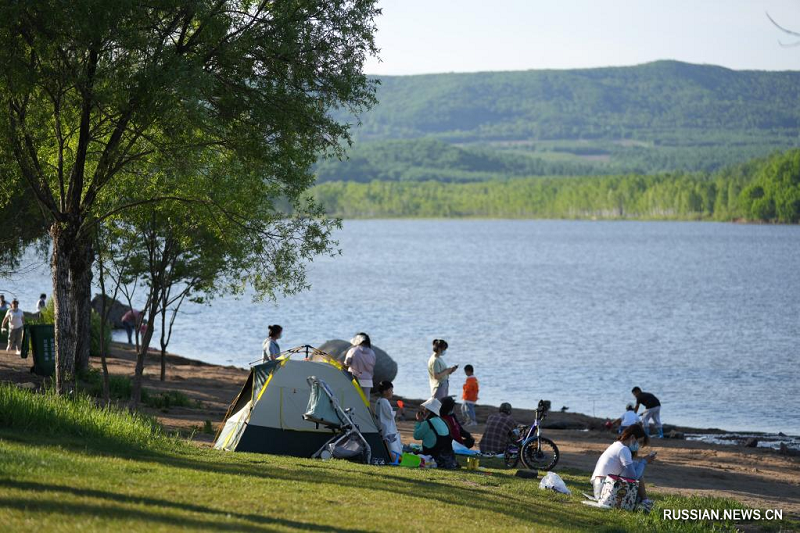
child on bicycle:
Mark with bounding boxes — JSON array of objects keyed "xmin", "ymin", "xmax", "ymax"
[{"xmin": 461, "ymin": 364, "xmax": 479, "ymax": 426}]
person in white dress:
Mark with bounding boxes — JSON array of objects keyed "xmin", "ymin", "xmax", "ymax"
[{"xmin": 374, "ymin": 380, "xmax": 403, "ymax": 461}]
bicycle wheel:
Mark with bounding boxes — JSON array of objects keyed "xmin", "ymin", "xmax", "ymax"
[
  {"xmin": 503, "ymin": 445, "xmax": 520, "ymax": 468},
  {"xmin": 520, "ymin": 437, "xmax": 559, "ymax": 471}
]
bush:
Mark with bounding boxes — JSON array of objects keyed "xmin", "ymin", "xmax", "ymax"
[
  {"xmin": 141, "ymin": 389, "xmax": 198, "ymax": 410},
  {"xmin": 0, "ymin": 384, "xmax": 178, "ymax": 451},
  {"xmin": 78, "ymin": 369, "xmax": 132, "ymax": 401}
]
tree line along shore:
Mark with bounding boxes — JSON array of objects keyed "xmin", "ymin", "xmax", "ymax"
[{"xmin": 312, "ymin": 148, "xmax": 800, "ymax": 222}]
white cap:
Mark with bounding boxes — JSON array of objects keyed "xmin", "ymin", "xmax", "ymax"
[{"xmin": 420, "ymin": 397, "xmax": 441, "ymax": 416}]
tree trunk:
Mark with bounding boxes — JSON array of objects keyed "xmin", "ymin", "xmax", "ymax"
[
  {"xmin": 130, "ymin": 296, "xmax": 159, "ymax": 409},
  {"xmin": 97, "ymin": 259, "xmax": 111, "ymax": 405},
  {"xmin": 50, "ymin": 222, "xmax": 79, "ymax": 395},
  {"xmin": 73, "ymin": 236, "xmax": 93, "ymax": 373}
]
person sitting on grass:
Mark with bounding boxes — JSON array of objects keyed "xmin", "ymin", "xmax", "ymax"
[
  {"xmin": 479, "ymin": 402, "xmax": 517, "ymax": 454},
  {"xmin": 590, "ymin": 425, "xmax": 656, "ymax": 503},
  {"xmin": 413, "ymin": 397, "xmax": 458, "ymax": 469},
  {"xmin": 440, "ymin": 396, "xmax": 475, "ymax": 449},
  {"xmin": 374, "ymin": 380, "xmax": 403, "ymax": 461}
]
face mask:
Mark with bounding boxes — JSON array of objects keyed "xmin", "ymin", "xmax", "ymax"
[
  {"xmin": 440, "ymin": 350, "xmax": 447, "ymax": 356},
  {"xmin": 628, "ymin": 441, "xmax": 640, "ymax": 453}
]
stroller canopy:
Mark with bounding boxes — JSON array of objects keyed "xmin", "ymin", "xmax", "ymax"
[{"xmin": 214, "ymin": 346, "xmax": 390, "ymax": 463}]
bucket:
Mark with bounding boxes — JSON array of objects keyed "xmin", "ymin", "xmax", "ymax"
[{"xmin": 399, "ymin": 453, "xmax": 421, "ymax": 468}]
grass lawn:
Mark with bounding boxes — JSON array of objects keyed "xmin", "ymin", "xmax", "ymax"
[{"xmin": 0, "ymin": 386, "xmax": 790, "ymax": 532}]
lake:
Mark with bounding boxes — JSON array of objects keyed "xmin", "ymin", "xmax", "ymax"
[{"xmin": 4, "ymin": 220, "xmax": 799, "ymax": 434}]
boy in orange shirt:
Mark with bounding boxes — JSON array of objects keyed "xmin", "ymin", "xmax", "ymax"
[{"xmin": 461, "ymin": 364, "xmax": 479, "ymax": 426}]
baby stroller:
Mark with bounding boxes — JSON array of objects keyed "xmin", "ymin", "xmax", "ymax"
[{"xmin": 303, "ymin": 376, "xmax": 372, "ymax": 464}]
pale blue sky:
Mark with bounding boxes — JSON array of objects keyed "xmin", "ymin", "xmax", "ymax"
[{"xmin": 364, "ymin": 0, "xmax": 800, "ymax": 75}]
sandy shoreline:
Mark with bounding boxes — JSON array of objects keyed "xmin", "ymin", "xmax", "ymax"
[{"xmin": 1, "ymin": 342, "xmax": 798, "ymax": 516}]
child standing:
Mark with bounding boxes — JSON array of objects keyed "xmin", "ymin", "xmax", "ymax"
[{"xmin": 461, "ymin": 364, "xmax": 479, "ymax": 426}]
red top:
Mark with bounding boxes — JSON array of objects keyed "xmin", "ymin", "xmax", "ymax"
[{"xmin": 462, "ymin": 375, "xmax": 479, "ymax": 402}]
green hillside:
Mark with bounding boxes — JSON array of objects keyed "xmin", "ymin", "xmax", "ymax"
[
  {"xmin": 319, "ymin": 62, "xmax": 800, "ymax": 181},
  {"xmin": 313, "ymin": 149, "xmax": 800, "ymax": 222},
  {"xmin": 350, "ymin": 61, "xmax": 800, "ymax": 143}
]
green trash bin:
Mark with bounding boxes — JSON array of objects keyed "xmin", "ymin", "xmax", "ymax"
[{"xmin": 22, "ymin": 324, "xmax": 56, "ymax": 376}]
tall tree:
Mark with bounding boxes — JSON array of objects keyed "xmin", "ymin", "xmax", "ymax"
[{"xmin": 0, "ymin": 1, "xmax": 380, "ymax": 393}]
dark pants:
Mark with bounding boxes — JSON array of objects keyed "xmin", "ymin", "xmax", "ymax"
[{"xmin": 122, "ymin": 321, "xmax": 134, "ymax": 344}]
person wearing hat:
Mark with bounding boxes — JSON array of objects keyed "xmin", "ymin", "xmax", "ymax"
[
  {"xmin": 479, "ymin": 402, "xmax": 517, "ymax": 454},
  {"xmin": 413, "ymin": 397, "xmax": 457, "ymax": 468},
  {"xmin": 1, "ymin": 299, "xmax": 25, "ymax": 355},
  {"xmin": 344, "ymin": 332, "xmax": 376, "ymax": 397}
]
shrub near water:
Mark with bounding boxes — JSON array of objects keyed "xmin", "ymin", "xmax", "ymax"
[{"xmin": 0, "ymin": 384, "xmax": 177, "ymax": 451}]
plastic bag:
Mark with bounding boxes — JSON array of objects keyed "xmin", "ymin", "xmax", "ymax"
[{"xmin": 539, "ymin": 472, "xmax": 571, "ymax": 495}]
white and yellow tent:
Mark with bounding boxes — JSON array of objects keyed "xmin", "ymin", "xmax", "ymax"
[{"xmin": 214, "ymin": 346, "xmax": 390, "ymax": 463}]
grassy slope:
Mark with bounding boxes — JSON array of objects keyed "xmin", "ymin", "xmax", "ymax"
[{"xmin": 0, "ymin": 386, "xmax": 789, "ymax": 532}]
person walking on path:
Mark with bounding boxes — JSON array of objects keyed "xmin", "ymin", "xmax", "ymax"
[
  {"xmin": 479, "ymin": 402, "xmax": 517, "ymax": 454},
  {"xmin": 632, "ymin": 386, "xmax": 663, "ymax": 438},
  {"xmin": 262, "ymin": 324, "xmax": 283, "ymax": 362},
  {"xmin": 428, "ymin": 339, "xmax": 457, "ymax": 400},
  {"xmin": 461, "ymin": 364, "xmax": 479, "ymax": 426},
  {"xmin": 1, "ymin": 299, "xmax": 25, "ymax": 354},
  {"xmin": 344, "ymin": 332, "xmax": 376, "ymax": 397},
  {"xmin": 0, "ymin": 294, "xmax": 8, "ymax": 314}
]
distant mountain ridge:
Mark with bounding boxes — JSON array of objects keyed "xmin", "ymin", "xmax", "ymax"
[
  {"xmin": 317, "ymin": 61, "xmax": 800, "ymax": 183},
  {"xmin": 347, "ymin": 61, "xmax": 800, "ymax": 143}
]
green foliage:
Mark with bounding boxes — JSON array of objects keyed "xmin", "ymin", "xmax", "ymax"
[
  {"xmin": 0, "ymin": 384, "xmax": 175, "ymax": 451},
  {"xmin": 314, "ymin": 149, "xmax": 800, "ymax": 222},
  {"xmin": 140, "ymin": 389, "xmax": 198, "ymax": 410},
  {"xmin": 346, "ymin": 61, "xmax": 800, "ymax": 144},
  {"xmin": 77, "ymin": 369, "xmax": 133, "ymax": 402},
  {"xmin": 739, "ymin": 150, "xmax": 800, "ymax": 222},
  {"xmin": 31, "ymin": 300, "xmax": 111, "ymax": 357}
]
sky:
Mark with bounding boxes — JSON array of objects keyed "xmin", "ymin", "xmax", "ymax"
[{"xmin": 364, "ymin": 0, "xmax": 800, "ymax": 75}]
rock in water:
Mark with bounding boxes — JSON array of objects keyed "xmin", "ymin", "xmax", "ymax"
[
  {"xmin": 743, "ymin": 438, "xmax": 759, "ymax": 448},
  {"xmin": 318, "ymin": 339, "xmax": 398, "ymax": 384},
  {"xmin": 91, "ymin": 294, "xmax": 130, "ymax": 329},
  {"xmin": 667, "ymin": 430, "xmax": 685, "ymax": 440}
]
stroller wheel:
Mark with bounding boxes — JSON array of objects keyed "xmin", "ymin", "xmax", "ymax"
[{"xmin": 320, "ymin": 449, "xmax": 333, "ymax": 460}]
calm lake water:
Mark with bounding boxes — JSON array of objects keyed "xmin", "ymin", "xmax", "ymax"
[{"xmin": 4, "ymin": 220, "xmax": 799, "ymax": 434}]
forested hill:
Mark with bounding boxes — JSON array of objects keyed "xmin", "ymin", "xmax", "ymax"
[
  {"xmin": 350, "ymin": 61, "xmax": 800, "ymax": 143},
  {"xmin": 317, "ymin": 62, "xmax": 800, "ymax": 180}
]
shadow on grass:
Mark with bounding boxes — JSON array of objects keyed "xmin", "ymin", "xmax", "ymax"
[
  {"xmin": 0, "ymin": 432, "xmax": 611, "ymax": 531},
  {"xmin": 0, "ymin": 480, "xmax": 368, "ymax": 533}
]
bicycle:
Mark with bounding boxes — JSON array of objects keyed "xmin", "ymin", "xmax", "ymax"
[{"xmin": 503, "ymin": 400, "xmax": 560, "ymax": 471}]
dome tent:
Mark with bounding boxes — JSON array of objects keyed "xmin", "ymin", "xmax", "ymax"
[{"xmin": 214, "ymin": 345, "xmax": 390, "ymax": 464}]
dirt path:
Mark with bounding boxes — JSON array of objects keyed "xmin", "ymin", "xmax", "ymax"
[{"xmin": 1, "ymin": 342, "xmax": 798, "ymax": 516}]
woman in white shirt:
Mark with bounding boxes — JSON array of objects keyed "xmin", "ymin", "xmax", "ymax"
[
  {"xmin": 591, "ymin": 425, "xmax": 656, "ymax": 501},
  {"xmin": 374, "ymin": 380, "xmax": 402, "ymax": 461},
  {"xmin": 344, "ymin": 333, "xmax": 376, "ymax": 397}
]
